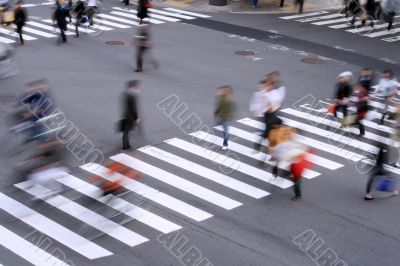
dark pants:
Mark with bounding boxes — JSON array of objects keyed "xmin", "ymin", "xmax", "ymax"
[
  {"xmin": 280, "ymin": 0, "xmax": 284, "ymax": 7},
  {"xmin": 366, "ymin": 168, "xmax": 383, "ymax": 194},
  {"xmin": 136, "ymin": 46, "xmax": 147, "ymax": 71},
  {"xmin": 124, "ymin": 0, "xmax": 129, "ymax": 6},
  {"xmin": 58, "ymin": 24, "xmax": 67, "ymax": 43},
  {"xmin": 295, "ymin": 0, "xmax": 304, "ymax": 13},
  {"xmin": 334, "ymin": 104, "xmax": 348, "ymax": 118},
  {"xmin": 16, "ymin": 24, "xmax": 24, "ymax": 43},
  {"xmin": 255, "ymin": 112, "xmax": 276, "ymax": 151},
  {"xmin": 293, "ymin": 178, "xmax": 301, "ymax": 197},
  {"xmin": 122, "ymin": 124, "xmax": 132, "ymax": 148},
  {"xmin": 87, "ymin": 7, "xmax": 97, "ymax": 26}
]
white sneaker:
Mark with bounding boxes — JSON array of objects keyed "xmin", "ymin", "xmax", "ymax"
[
  {"xmin": 395, "ymin": 162, "xmax": 400, "ymax": 168},
  {"xmin": 393, "ymin": 190, "xmax": 399, "ymax": 196},
  {"xmin": 221, "ymin": 146, "xmax": 228, "ymax": 150}
]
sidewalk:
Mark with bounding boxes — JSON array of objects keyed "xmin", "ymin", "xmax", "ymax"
[{"xmin": 157, "ymin": 0, "xmax": 342, "ymax": 13}]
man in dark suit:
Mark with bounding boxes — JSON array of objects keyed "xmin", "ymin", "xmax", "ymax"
[{"xmin": 121, "ymin": 80, "xmax": 140, "ymax": 150}]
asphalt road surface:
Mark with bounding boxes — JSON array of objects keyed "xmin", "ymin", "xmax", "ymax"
[{"xmin": 0, "ymin": 1, "xmax": 400, "ymax": 266}]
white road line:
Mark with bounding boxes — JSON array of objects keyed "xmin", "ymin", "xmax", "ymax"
[
  {"xmin": 111, "ymin": 10, "xmax": 165, "ymax": 24},
  {"xmin": 329, "ymin": 21, "xmax": 358, "ymax": 29},
  {"xmin": 281, "ymin": 108, "xmax": 393, "ymax": 146},
  {"xmin": 148, "ymin": 8, "xmax": 195, "ymax": 19},
  {"xmin": 0, "ymin": 225, "xmax": 70, "ymax": 266},
  {"xmin": 279, "ymin": 11, "xmax": 328, "ymax": 20},
  {"xmin": 192, "ymin": 130, "xmax": 320, "ymax": 179},
  {"xmin": 278, "ymin": 114, "xmax": 379, "ymax": 154},
  {"xmin": 81, "ymin": 163, "xmax": 213, "ymax": 222},
  {"xmin": 382, "ymin": 35, "xmax": 400, "ymax": 42},
  {"xmin": 58, "ymin": 175, "xmax": 181, "ymax": 234},
  {"xmin": 93, "ymin": 18, "xmax": 131, "ymax": 28},
  {"xmin": 303, "ymin": 104, "xmax": 395, "ymax": 134},
  {"xmin": 0, "ymin": 36, "xmax": 15, "ymax": 44},
  {"xmin": 113, "ymin": 7, "xmax": 180, "ymax": 22},
  {"xmin": 0, "ymin": 193, "xmax": 112, "ymax": 259},
  {"xmin": 139, "ymin": 146, "xmax": 269, "ymax": 199},
  {"xmin": 15, "ymin": 182, "xmax": 148, "ymax": 247},
  {"xmin": 97, "ymin": 13, "xmax": 140, "ymax": 26},
  {"xmin": 364, "ymin": 27, "xmax": 400, "ymax": 37},
  {"xmin": 165, "ymin": 138, "xmax": 294, "ymax": 189},
  {"xmin": 163, "ymin": 8, "xmax": 211, "ymax": 18},
  {"xmin": 25, "ymin": 21, "xmax": 74, "ymax": 35},
  {"xmin": 297, "ymin": 13, "xmax": 343, "ymax": 23},
  {"xmin": 42, "ymin": 19, "xmax": 96, "ymax": 33},
  {"xmin": 0, "ymin": 28, "xmax": 36, "ymax": 40},
  {"xmin": 347, "ymin": 22, "xmax": 396, "ymax": 33},
  {"xmin": 312, "ymin": 18, "xmax": 349, "ymax": 25},
  {"xmin": 237, "ymin": 118, "xmax": 367, "ymax": 162},
  {"xmin": 69, "ymin": 18, "xmax": 113, "ymax": 31},
  {"xmin": 111, "ymin": 153, "xmax": 242, "ymax": 210},
  {"xmin": 20, "ymin": 25, "xmax": 57, "ymax": 37},
  {"xmin": 215, "ymin": 125, "xmax": 343, "ymax": 170}
]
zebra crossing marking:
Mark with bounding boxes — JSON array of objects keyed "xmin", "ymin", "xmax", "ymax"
[
  {"xmin": 163, "ymin": 8, "xmax": 211, "ymax": 18},
  {"xmin": 279, "ymin": 11, "xmax": 328, "ymax": 20},
  {"xmin": 0, "ymin": 225, "xmax": 70, "ymax": 266},
  {"xmin": 113, "ymin": 7, "xmax": 181, "ymax": 22},
  {"xmin": 139, "ymin": 145, "xmax": 270, "ymax": 199},
  {"xmin": 81, "ymin": 163, "xmax": 213, "ymax": 222},
  {"xmin": 279, "ymin": 11, "xmax": 400, "ymax": 42},
  {"xmin": 15, "ymin": 181, "xmax": 149, "ymax": 247},
  {"xmin": 0, "ymin": 193, "xmax": 113, "ymax": 259},
  {"xmin": 57, "ymin": 174, "xmax": 182, "ymax": 234},
  {"xmin": 165, "ymin": 137, "xmax": 294, "ymax": 189},
  {"xmin": 110, "ymin": 153, "xmax": 243, "ymax": 210}
]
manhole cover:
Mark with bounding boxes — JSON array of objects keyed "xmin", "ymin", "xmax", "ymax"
[
  {"xmin": 105, "ymin": 41, "xmax": 125, "ymax": 45},
  {"xmin": 301, "ymin": 58, "xmax": 325, "ymax": 64},
  {"xmin": 235, "ymin": 50, "xmax": 255, "ymax": 56},
  {"xmin": 0, "ymin": 95, "xmax": 16, "ymax": 102}
]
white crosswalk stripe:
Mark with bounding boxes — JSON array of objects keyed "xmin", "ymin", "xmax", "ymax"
[
  {"xmin": 0, "ymin": 193, "xmax": 113, "ymax": 259},
  {"xmin": 15, "ymin": 181, "xmax": 149, "ymax": 247},
  {"xmin": 192, "ymin": 130, "xmax": 320, "ymax": 179},
  {"xmin": 81, "ymin": 163, "xmax": 213, "ymax": 221},
  {"xmin": 279, "ymin": 11, "xmax": 400, "ymax": 42},
  {"xmin": 139, "ymin": 145, "xmax": 270, "ymax": 198},
  {"xmin": 165, "ymin": 137, "xmax": 294, "ymax": 189},
  {"xmin": 110, "ymin": 153, "xmax": 242, "ymax": 210},
  {"xmin": 0, "ymin": 225, "xmax": 71, "ymax": 266},
  {"xmin": 57, "ymin": 174, "xmax": 182, "ymax": 233},
  {"xmin": 0, "ymin": 7, "xmax": 211, "ymax": 44}
]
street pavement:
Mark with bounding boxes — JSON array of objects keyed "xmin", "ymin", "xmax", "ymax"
[{"xmin": 1, "ymin": 1, "xmax": 400, "ymax": 266}]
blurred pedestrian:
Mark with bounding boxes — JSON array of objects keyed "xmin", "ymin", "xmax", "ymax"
[
  {"xmin": 391, "ymin": 103, "xmax": 400, "ymax": 167},
  {"xmin": 53, "ymin": 0, "xmax": 70, "ymax": 44},
  {"xmin": 134, "ymin": 22, "xmax": 157, "ymax": 72},
  {"xmin": 255, "ymin": 72, "xmax": 286, "ymax": 152},
  {"xmin": 214, "ymin": 85, "xmax": 235, "ymax": 150},
  {"xmin": 137, "ymin": 0, "xmax": 149, "ymax": 24},
  {"xmin": 294, "ymin": 0, "xmax": 304, "ymax": 14},
  {"xmin": 86, "ymin": 0, "xmax": 97, "ymax": 27},
  {"xmin": 121, "ymin": 80, "xmax": 140, "ymax": 150},
  {"xmin": 249, "ymin": 80, "xmax": 267, "ymax": 118},
  {"xmin": 364, "ymin": 144, "xmax": 398, "ymax": 200},
  {"xmin": 71, "ymin": 0, "xmax": 85, "ymax": 38},
  {"xmin": 353, "ymin": 83, "xmax": 369, "ymax": 137},
  {"xmin": 14, "ymin": 0, "xmax": 27, "ymax": 46},
  {"xmin": 123, "ymin": 0, "xmax": 130, "ymax": 7},
  {"xmin": 250, "ymin": 0, "xmax": 258, "ymax": 8},
  {"xmin": 358, "ymin": 67, "xmax": 375, "ymax": 93},
  {"xmin": 334, "ymin": 71, "xmax": 353, "ymax": 120},
  {"xmin": 375, "ymin": 70, "xmax": 399, "ymax": 125}
]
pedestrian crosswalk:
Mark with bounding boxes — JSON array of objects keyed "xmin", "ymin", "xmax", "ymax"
[
  {"xmin": 279, "ymin": 11, "xmax": 400, "ymax": 43},
  {"xmin": 3, "ymin": 94, "xmax": 400, "ymax": 264},
  {"xmin": 0, "ymin": 7, "xmax": 210, "ymax": 44}
]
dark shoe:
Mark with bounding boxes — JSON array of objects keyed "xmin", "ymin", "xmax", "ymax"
[
  {"xmin": 291, "ymin": 196, "xmax": 301, "ymax": 201},
  {"xmin": 364, "ymin": 196, "xmax": 374, "ymax": 201},
  {"xmin": 122, "ymin": 145, "xmax": 131, "ymax": 150},
  {"xmin": 134, "ymin": 69, "xmax": 143, "ymax": 72}
]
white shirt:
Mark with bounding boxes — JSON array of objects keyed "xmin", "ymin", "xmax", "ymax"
[
  {"xmin": 249, "ymin": 90, "xmax": 267, "ymax": 117},
  {"xmin": 376, "ymin": 78, "xmax": 399, "ymax": 97},
  {"xmin": 266, "ymin": 86, "xmax": 286, "ymax": 112},
  {"xmin": 87, "ymin": 0, "xmax": 96, "ymax": 7}
]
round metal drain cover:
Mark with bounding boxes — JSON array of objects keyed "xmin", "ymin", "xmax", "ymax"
[
  {"xmin": 105, "ymin": 41, "xmax": 125, "ymax": 45},
  {"xmin": 0, "ymin": 95, "xmax": 16, "ymax": 102},
  {"xmin": 235, "ymin": 50, "xmax": 255, "ymax": 56},
  {"xmin": 301, "ymin": 57, "xmax": 325, "ymax": 64}
]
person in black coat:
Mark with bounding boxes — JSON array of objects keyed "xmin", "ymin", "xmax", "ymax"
[
  {"xmin": 121, "ymin": 80, "xmax": 140, "ymax": 150},
  {"xmin": 137, "ymin": 0, "xmax": 149, "ymax": 24},
  {"xmin": 334, "ymin": 71, "xmax": 353, "ymax": 119},
  {"xmin": 53, "ymin": 0, "xmax": 70, "ymax": 43},
  {"xmin": 72, "ymin": 0, "xmax": 85, "ymax": 38},
  {"xmin": 14, "ymin": 1, "xmax": 27, "ymax": 46}
]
